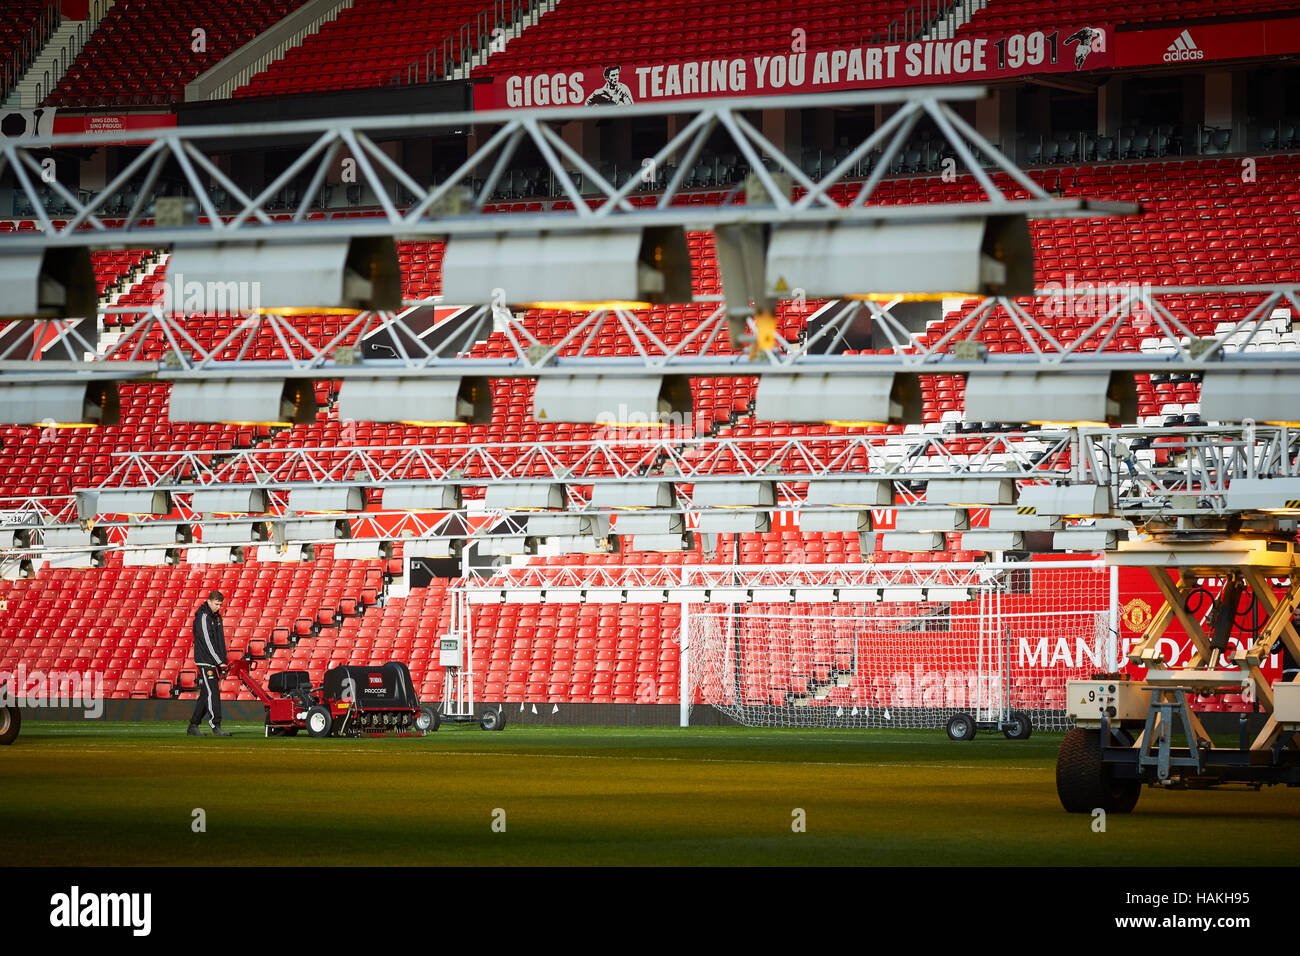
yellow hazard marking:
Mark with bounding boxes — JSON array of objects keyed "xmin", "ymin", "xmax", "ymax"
[
  {"xmin": 1017, "ymin": 506, "xmax": 1037, "ymax": 514},
  {"xmin": 774, "ymin": 276, "xmax": 789, "ymax": 292}
]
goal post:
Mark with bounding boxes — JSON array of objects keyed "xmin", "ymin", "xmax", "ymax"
[{"xmin": 686, "ymin": 562, "xmax": 1112, "ymax": 731}]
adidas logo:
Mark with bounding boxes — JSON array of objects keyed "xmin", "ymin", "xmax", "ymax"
[{"xmin": 1163, "ymin": 29, "xmax": 1204, "ymax": 62}]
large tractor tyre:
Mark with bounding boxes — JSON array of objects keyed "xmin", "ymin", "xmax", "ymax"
[
  {"xmin": 1003, "ymin": 710, "xmax": 1033, "ymax": 740},
  {"xmin": 305, "ymin": 706, "xmax": 333, "ymax": 739},
  {"xmin": 479, "ymin": 707, "xmax": 506, "ymax": 732},
  {"xmin": 415, "ymin": 705, "xmax": 439, "ymax": 734},
  {"xmin": 0, "ymin": 705, "xmax": 19, "ymax": 745},
  {"xmin": 1056, "ymin": 727, "xmax": 1141, "ymax": 814},
  {"xmin": 945, "ymin": 712, "xmax": 976, "ymax": 741}
]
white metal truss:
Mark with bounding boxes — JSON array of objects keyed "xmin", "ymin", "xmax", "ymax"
[
  {"xmin": 0, "ymin": 423, "xmax": 1292, "ymax": 553},
  {"xmin": 0, "ymin": 87, "xmax": 1125, "ymax": 250}
]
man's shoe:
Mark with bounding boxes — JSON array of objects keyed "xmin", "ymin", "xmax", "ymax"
[
  {"xmin": 211, "ymin": 726, "xmax": 233, "ymax": 737},
  {"xmin": 186, "ymin": 724, "xmax": 204, "ymax": 737}
]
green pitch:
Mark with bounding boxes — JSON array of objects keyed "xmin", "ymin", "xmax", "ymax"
[{"xmin": 2, "ymin": 722, "xmax": 1296, "ymax": 866}]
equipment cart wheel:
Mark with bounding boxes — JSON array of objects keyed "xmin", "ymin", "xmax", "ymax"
[
  {"xmin": 306, "ymin": 706, "xmax": 333, "ymax": 739},
  {"xmin": 1003, "ymin": 710, "xmax": 1033, "ymax": 740},
  {"xmin": 1056, "ymin": 727, "xmax": 1140, "ymax": 813},
  {"xmin": 479, "ymin": 707, "xmax": 506, "ymax": 732},
  {"xmin": 945, "ymin": 712, "xmax": 976, "ymax": 741},
  {"xmin": 0, "ymin": 705, "xmax": 19, "ymax": 745},
  {"xmin": 415, "ymin": 705, "xmax": 439, "ymax": 734}
]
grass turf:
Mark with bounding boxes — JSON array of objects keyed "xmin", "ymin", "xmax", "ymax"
[{"xmin": 2, "ymin": 721, "xmax": 1297, "ymax": 866}]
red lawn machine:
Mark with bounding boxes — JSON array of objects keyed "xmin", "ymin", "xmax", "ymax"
[{"xmin": 227, "ymin": 649, "xmax": 437, "ymax": 738}]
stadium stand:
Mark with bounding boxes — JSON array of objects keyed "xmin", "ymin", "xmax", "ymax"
[
  {"xmin": 962, "ymin": 0, "xmax": 1300, "ymax": 31},
  {"xmin": 232, "ymin": 0, "xmax": 496, "ymax": 98},
  {"xmin": 45, "ymin": 0, "xmax": 307, "ymax": 107},
  {"xmin": 471, "ymin": 0, "xmax": 918, "ymax": 76},
  {"xmin": 2, "ymin": 128, "xmax": 1296, "ymax": 715}
]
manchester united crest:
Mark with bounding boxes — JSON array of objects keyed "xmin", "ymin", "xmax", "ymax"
[{"xmin": 1121, "ymin": 597, "xmax": 1155, "ymax": 634}]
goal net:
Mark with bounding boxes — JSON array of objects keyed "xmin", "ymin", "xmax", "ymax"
[{"xmin": 687, "ymin": 564, "xmax": 1111, "ymax": 732}]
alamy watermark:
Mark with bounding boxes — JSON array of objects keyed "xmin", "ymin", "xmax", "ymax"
[
  {"xmin": 1042, "ymin": 274, "xmax": 1152, "ymax": 320},
  {"xmin": 593, "ymin": 403, "xmax": 695, "ymax": 443},
  {"xmin": 155, "ymin": 272, "xmax": 262, "ymax": 318},
  {"xmin": 0, "ymin": 665, "xmax": 104, "ymax": 719}
]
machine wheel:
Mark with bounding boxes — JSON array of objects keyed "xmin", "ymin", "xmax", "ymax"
[
  {"xmin": 1056, "ymin": 727, "xmax": 1141, "ymax": 814},
  {"xmin": 0, "ymin": 705, "xmax": 19, "ymax": 745},
  {"xmin": 282, "ymin": 727, "xmax": 299, "ymax": 737},
  {"xmin": 305, "ymin": 706, "xmax": 333, "ymax": 738},
  {"xmin": 415, "ymin": 705, "xmax": 439, "ymax": 734},
  {"xmin": 479, "ymin": 707, "xmax": 506, "ymax": 732},
  {"xmin": 1003, "ymin": 710, "xmax": 1033, "ymax": 740},
  {"xmin": 946, "ymin": 713, "xmax": 976, "ymax": 741}
]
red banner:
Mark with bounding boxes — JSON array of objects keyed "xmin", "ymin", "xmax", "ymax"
[
  {"xmin": 476, "ymin": 24, "xmax": 1115, "ymax": 110},
  {"xmin": 50, "ymin": 113, "xmax": 176, "ymax": 135},
  {"xmin": 1114, "ymin": 15, "xmax": 1300, "ymax": 68}
]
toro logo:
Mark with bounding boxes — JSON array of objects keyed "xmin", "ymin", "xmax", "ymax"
[
  {"xmin": 367, "ymin": 674, "xmax": 384, "ymax": 687},
  {"xmin": 1164, "ymin": 29, "xmax": 1204, "ymax": 62}
]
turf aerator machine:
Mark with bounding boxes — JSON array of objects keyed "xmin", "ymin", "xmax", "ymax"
[{"xmin": 227, "ymin": 653, "xmax": 437, "ymax": 738}]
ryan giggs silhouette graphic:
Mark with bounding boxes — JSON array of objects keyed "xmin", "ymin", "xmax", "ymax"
[{"xmin": 1064, "ymin": 27, "xmax": 1103, "ymax": 70}]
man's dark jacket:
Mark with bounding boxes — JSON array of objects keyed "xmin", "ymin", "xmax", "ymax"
[{"xmin": 193, "ymin": 604, "xmax": 227, "ymax": 667}]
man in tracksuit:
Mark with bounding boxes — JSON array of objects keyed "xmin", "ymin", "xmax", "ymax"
[{"xmin": 188, "ymin": 590, "xmax": 232, "ymax": 737}]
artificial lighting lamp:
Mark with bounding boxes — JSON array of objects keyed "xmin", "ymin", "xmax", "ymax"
[
  {"xmin": 895, "ymin": 508, "xmax": 969, "ymax": 532},
  {"xmin": 806, "ymin": 479, "xmax": 894, "ymax": 508},
  {"xmin": 477, "ymin": 536, "xmax": 538, "ymax": 557},
  {"xmin": 0, "ymin": 247, "xmax": 97, "ymax": 319},
  {"xmin": 800, "ymin": 510, "xmax": 871, "ymax": 533},
  {"xmin": 439, "ymin": 228, "xmax": 693, "ymax": 311},
  {"xmin": 1199, "ymin": 372, "xmax": 1300, "ymax": 426},
  {"xmin": 533, "ymin": 376, "xmax": 691, "ymax": 425},
  {"xmin": 1223, "ymin": 478, "xmax": 1300, "ymax": 515},
  {"xmin": 698, "ymin": 511, "xmax": 771, "ymax": 533},
  {"xmin": 170, "ymin": 379, "xmax": 316, "ymax": 426},
  {"xmin": 590, "ymin": 482, "xmax": 677, "ymax": 510},
  {"xmin": 283, "ymin": 517, "xmax": 351, "ymax": 541},
  {"xmin": 81, "ymin": 489, "xmax": 173, "ymax": 517},
  {"xmin": 483, "ymin": 483, "xmax": 566, "ymax": 511},
  {"xmin": 165, "ymin": 237, "xmax": 401, "ymax": 313},
  {"xmin": 334, "ymin": 541, "xmax": 393, "ymax": 560},
  {"xmin": 624, "ymin": 532, "xmax": 694, "ymax": 553},
  {"xmin": 1017, "ymin": 484, "xmax": 1113, "ymax": 518},
  {"xmin": 964, "ymin": 372, "xmax": 1137, "ymax": 426},
  {"xmin": 337, "ymin": 378, "xmax": 491, "ymax": 427},
  {"xmin": 879, "ymin": 531, "xmax": 945, "ymax": 552},
  {"xmin": 126, "ymin": 522, "xmax": 193, "ymax": 546},
  {"xmin": 960, "ymin": 530, "xmax": 1025, "ymax": 551},
  {"xmin": 382, "ymin": 485, "xmax": 462, "ymax": 511},
  {"xmin": 186, "ymin": 546, "xmax": 245, "ymax": 565},
  {"xmin": 200, "ymin": 521, "xmax": 271, "ymax": 544},
  {"xmin": 924, "ymin": 478, "xmax": 1015, "ymax": 507},
  {"xmin": 0, "ymin": 382, "xmax": 119, "ymax": 427},
  {"xmin": 612, "ymin": 512, "xmax": 684, "ymax": 535},
  {"xmin": 286, "ymin": 487, "xmax": 364, "ymax": 513},
  {"xmin": 755, "ymin": 373, "xmax": 921, "ymax": 426},
  {"xmin": 42, "ymin": 526, "xmax": 109, "ymax": 551},
  {"xmin": 691, "ymin": 481, "xmax": 775, "ymax": 509},
  {"xmin": 764, "ymin": 216, "xmax": 1033, "ymax": 301},
  {"xmin": 528, "ymin": 514, "xmax": 608, "ymax": 538},
  {"xmin": 190, "ymin": 488, "xmax": 270, "ymax": 514}
]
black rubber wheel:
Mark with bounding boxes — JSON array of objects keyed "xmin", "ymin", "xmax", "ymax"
[
  {"xmin": 415, "ymin": 705, "xmax": 439, "ymax": 734},
  {"xmin": 0, "ymin": 705, "xmax": 19, "ymax": 745},
  {"xmin": 282, "ymin": 727, "xmax": 298, "ymax": 737},
  {"xmin": 306, "ymin": 706, "xmax": 333, "ymax": 739},
  {"xmin": 945, "ymin": 713, "xmax": 976, "ymax": 741},
  {"xmin": 1003, "ymin": 710, "xmax": 1033, "ymax": 740},
  {"xmin": 1056, "ymin": 727, "xmax": 1141, "ymax": 814},
  {"xmin": 479, "ymin": 707, "xmax": 506, "ymax": 732}
]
